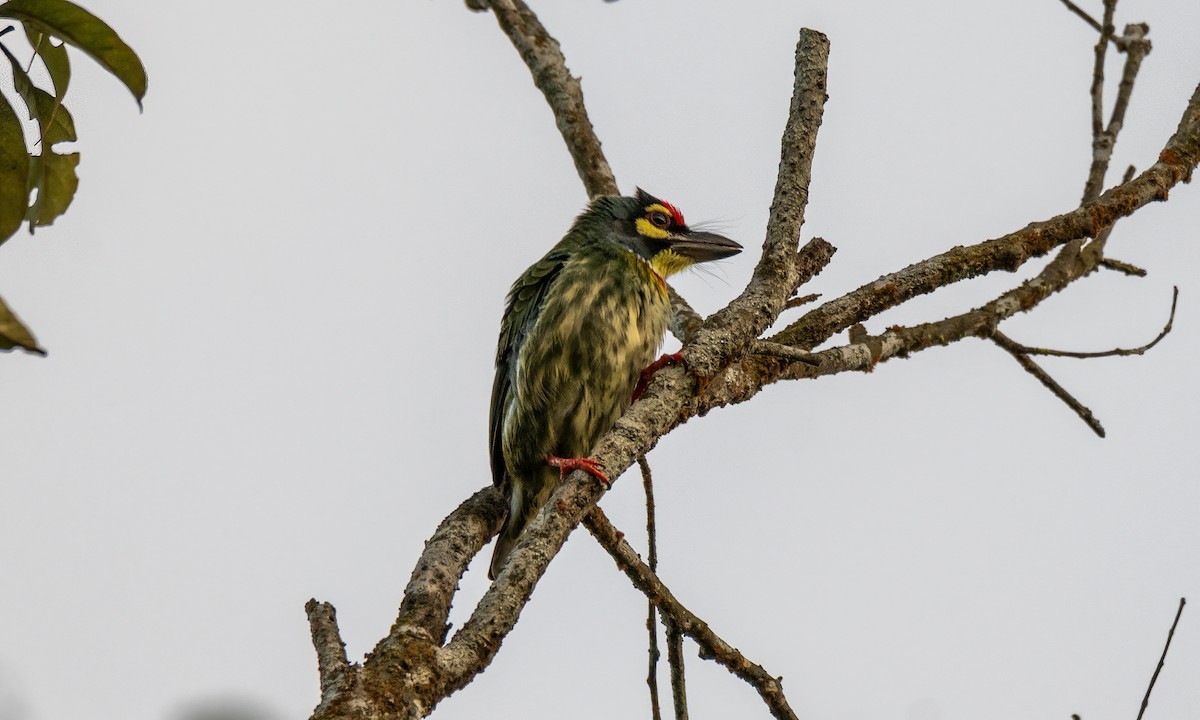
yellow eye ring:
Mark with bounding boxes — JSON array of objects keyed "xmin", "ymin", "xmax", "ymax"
[{"xmin": 648, "ymin": 210, "xmax": 670, "ymax": 229}]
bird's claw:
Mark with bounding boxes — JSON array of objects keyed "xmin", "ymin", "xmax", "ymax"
[
  {"xmin": 632, "ymin": 352, "xmax": 685, "ymax": 401},
  {"xmin": 547, "ymin": 454, "xmax": 610, "ymax": 489}
]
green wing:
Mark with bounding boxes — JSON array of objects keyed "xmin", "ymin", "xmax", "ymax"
[{"xmin": 489, "ymin": 249, "xmax": 569, "ymax": 491}]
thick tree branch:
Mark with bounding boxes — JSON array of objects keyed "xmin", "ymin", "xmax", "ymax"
[
  {"xmin": 309, "ymin": 488, "xmax": 505, "ymax": 719},
  {"xmin": 306, "ymin": 600, "xmax": 354, "ymax": 712},
  {"xmin": 679, "ymin": 30, "xmax": 829, "ymax": 379}
]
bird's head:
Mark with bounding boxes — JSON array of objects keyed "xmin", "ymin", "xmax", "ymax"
[{"xmin": 589, "ymin": 189, "xmax": 742, "ymax": 278}]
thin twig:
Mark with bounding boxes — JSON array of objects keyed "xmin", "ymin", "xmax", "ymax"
[
  {"xmin": 1013, "ymin": 287, "xmax": 1177, "ymax": 358},
  {"xmin": 665, "ymin": 612, "xmax": 688, "ymax": 720},
  {"xmin": 785, "ymin": 293, "xmax": 821, "ymax": 309},
  {"xmin": 1057, "ymin": 0, "xmax": 1105, "ymax": 37},
  {"xmin": 640, "ymin": 457, "xmax": 663, "ymax": 720},
  {"xmin": 1083, "ymin": 0, "xmax": 1119, "ymax": 204},
  {"xmin": 478, "ymin": 0, "xmax": 617, "ymax": 197},
  {"xmin": 1136, "ymin": 598, "xmax": 1187, "ymax": 720},
  {"xmin": 1098, "ymin": 257, "xmax": 1147, "ymax": 276},
  {"xmin": 584, "ymin": 508, "xmax": 797, "ymax": 720},
  {"xmin": 991, "ymin": 332, "xmax": 1106, "ymax": 437},
  {"xmin": 639, "ymin": 457, "xmax": 690, "ymax": 720},
  {"xmin": 1108, "ymin": 24, "xmax": 1151, "ymax": 143}
]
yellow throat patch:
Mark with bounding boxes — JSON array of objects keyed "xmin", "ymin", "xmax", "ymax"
[{"xmin": 650, "ymin": 248, "xmax": 693, "ymax": 278}]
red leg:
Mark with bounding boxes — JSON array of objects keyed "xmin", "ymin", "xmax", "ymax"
[
  {"xmin": 548, "ymin": 454, "xmax": 610, "ymax": 489},
  {"xmin": 632, "ymin": 352, "xmax": 684, "ymax": 401}
]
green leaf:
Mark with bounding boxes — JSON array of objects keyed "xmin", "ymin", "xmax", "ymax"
[
  {"xmin": 0, "ymin": 39, "xmax": 75, "ymax": 147},
  {"xmin": 0, "ymin": 292, "xmax": 45, "ymax": 355},
  {"xmin": 0, "ymin": 0, "xmax": 145, "ymax": 107},
  {"xmin": 25, "ymin": 148, "xmax": 77, "ymax": 227},
  {"xmin": 30, "ymin": 84, "xmax": 74, "ymax": 145},
  {"xmin": 0, "ymin": 89, "xmax": 30, "ymax": 245},
  {"xmin": 0, "ymin": 40, "xmax": 77, "ymax": 232},
  {"xmin": 25, "ymin": 25, "xmax": 70, "ymax": 98}
]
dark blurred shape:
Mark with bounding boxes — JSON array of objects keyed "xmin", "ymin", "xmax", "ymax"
[{"xmin": 171, "ymin": 696, "xmax": 282, "ymax": 720}]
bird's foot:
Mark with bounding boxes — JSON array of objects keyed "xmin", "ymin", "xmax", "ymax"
[
  {"xmin": 632, "ymin": 352, "xmax": 685, "ymax": 401},
  {"xmin": 547, "ymin": 454, "xmax": 610, "ymax": 489}
]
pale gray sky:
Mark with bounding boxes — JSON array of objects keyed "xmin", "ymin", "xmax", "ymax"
[{"xmin": 2, "ymin": 1, "xmax": 1199, "ymax": 719}]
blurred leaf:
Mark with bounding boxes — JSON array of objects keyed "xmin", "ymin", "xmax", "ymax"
[
  {"xmin": 0, "ymin": 293, "xmax": 45, "ymax": 355},
  {"xmin": 0, "ymin": 0, "xmax": 145, "ymax": 107},
  {"xmin": 25, "ymin": 25, "xmax": 69, "ymax": 97},
  {"xmin": 0, "ymin": 89, "xmax": 30, "ymax": 245},
  {"xmin": 25, "ymin": 148, "xmax": 77, "ymax": 227}
]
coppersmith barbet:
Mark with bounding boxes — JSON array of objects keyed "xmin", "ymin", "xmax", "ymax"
[{"xmin": 488, "ymin": 189, "xmax": 741, "ymax": 579}]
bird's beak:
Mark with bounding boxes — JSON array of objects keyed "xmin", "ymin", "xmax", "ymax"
[{"xmin": 669, "ymin": 230, "xmax": 742, "ymax": 263}]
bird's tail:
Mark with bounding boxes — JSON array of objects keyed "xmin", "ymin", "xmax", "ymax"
[
  {"xmin": 488, "ymin": 484, "xmax": 539, "ymax": 580},
  {"xmin": 488, "ymin": 530, "xmax": 516, "ymax": 581}
]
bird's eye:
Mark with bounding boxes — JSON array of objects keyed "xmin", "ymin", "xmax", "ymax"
[{"xmin": 648, "ymin": 210, "xmax": 670, "ymax": 229}]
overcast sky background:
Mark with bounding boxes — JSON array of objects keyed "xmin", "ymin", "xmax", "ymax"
[{"xmin": 2, "ymin": 1, "xmax": 1199, "ymax": 719}]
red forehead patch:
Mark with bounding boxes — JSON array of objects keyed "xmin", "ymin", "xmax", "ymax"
[{"xmin": 660, "ymin": 199, "xmax": 685, "ymax": 227}]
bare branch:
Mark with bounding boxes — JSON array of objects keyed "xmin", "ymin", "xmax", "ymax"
[
  {"xmin": 1084, "ymin": 14, "xmax": 1150, "ymax": 204},
  {"xmin": 473, "ymin": 0, "xmax": 617, "ymax": 197},
  {"xmin": 1057, "ymin": 0, "xmax": 1125, "ymax": 49},
  {"xmin": 784, "ymin": 292, "xmax": 821, "ymax": 309},
  {"xmin": 991, "ymin": 331, "xmax": 1107, "ymax": 437},
  {"xmin": 773, "ymin": 82, "xmax": 1200, "ymax": 354},
  {"xmin": 1011, "ymin": 286, "xmax": 1177, "ymax": 358},
  {"xmin": 1107, "ymin": 24, "xmax": 1151, "ymax": 144},
  {"xmin": 1098, "ymin": 257, "xmax": 1147, "ymax": 276},
  {"xmin": 641, "ymin": 455, "xmax": 688, "ymax": 720},
  {"xmin": 391, "ymin": 488, "xmax": 506, "ymax": 645},
  {"xmin": 668, "ymin": 285, "xmax": 704, "ymax": 343},
  {"xmin": 680, "ymin": 30, "xmax": 831, "ymax": 379},
  {"xmin": 306, "ymin": 600, "xmax": 353, "ymax": 708},
  {"xmin": 664, "ymin": 613, "xmax": 688, "ymax": 720},
  {"xmin": 640, "ymin": 457, "xmax": 664, "ymax": 720},
  {"xmin": 1087, "ymin": 0, "xmax": 1117, "ymax": 161},
  {"xmin": 584, "ymin": 508, "xmax": 798, "ymax": 720},
  {"xmin": 1137, "ymin": 598, "xmax": 1187, "ymax": 720}
]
